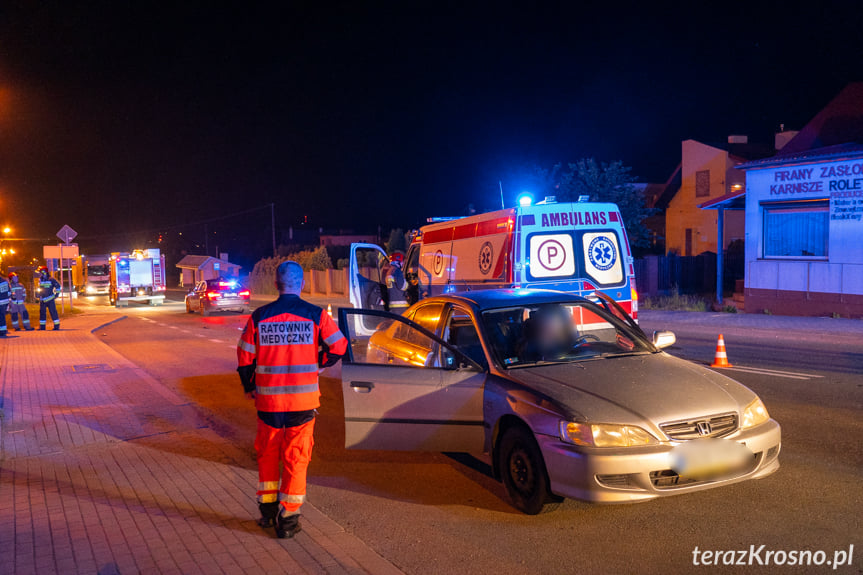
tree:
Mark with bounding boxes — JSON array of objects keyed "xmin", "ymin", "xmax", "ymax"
[
  {"xmin": 533, "ymin": 159, "xmax": 653, "ymax": 248},
  {"xmin": 384, "ymin": 228, "xmax": 408, "ymax": 254}
]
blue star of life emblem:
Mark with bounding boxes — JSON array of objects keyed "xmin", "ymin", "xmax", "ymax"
[{"xmin": 588, "ymin": 236, "xmax": 617, "ymax": 271}]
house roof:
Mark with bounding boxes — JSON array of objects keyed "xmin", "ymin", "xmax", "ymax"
[
  {"xmin": 776, "ymin": 82, "xmax": 863, "ymax": 155},
  {"xmin": 176, "ymin": 255, "xmax": 242, "ymax": 270},
  {"xmin": 698, "ymin": 189, "xmax": 746, "ymax": 210},
  {"xmin": 652, "ymin": 163, "xmax": 681, "ymax": 210},
  {"xmin": 736, "ymin": 142, "xmax": 863, "ymax": 170}
]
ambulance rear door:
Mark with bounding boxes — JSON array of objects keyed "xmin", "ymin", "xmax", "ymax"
[{"xmin": 519, "ymin": 203, "xmax": 629, "ymax": 298}]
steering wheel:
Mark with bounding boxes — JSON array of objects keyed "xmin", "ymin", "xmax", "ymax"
[{"xmin": 573, "ymin": 334, "xmax": 601, "ymax": 347}]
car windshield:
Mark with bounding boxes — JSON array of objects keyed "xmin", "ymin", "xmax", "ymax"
[
  {"xmin": 87, "ymin": 264, "xmax": 109, "ymax": 277},
  {"xmin": 481, "ymin": 301, "xmax": 654, "ymax": 368}
]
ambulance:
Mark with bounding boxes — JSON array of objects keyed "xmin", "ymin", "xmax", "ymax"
[{"xmin": 349, "ymin": 197, "xmax": 638, "ymax": 320}]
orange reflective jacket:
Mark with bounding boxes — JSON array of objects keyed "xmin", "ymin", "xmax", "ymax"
[{"xmin": 237, "ymin": 294, "xmax": 347, "ymax": 412}]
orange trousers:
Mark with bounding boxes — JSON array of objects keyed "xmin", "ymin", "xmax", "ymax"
[{"xmin": 254, "ymin": 418, "xmax": 315, "ymax": 516}]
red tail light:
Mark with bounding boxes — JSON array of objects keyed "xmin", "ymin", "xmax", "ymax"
[
  {"xmin": 207, "ymin": 291, "xmax": 221, "ymax": 300},
  {"xmin": 239, "ymin": 290, "xmax": 250, "ymax": 297}
]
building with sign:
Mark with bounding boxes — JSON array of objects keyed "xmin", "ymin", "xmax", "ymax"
[{"xmin": 733, "ymin": 83, "xmax": 863, "ymax": 317}]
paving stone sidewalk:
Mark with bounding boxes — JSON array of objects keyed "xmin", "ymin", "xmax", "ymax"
[{"xmin": 0, "ymin": 313, "xmax": 402, "ymax": 575}]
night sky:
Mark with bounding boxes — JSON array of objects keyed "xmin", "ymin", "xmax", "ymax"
[{"xmin": 1, "ymin": 2, "xmax": 861, "ymax": 267}]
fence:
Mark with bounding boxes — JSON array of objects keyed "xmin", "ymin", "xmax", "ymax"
[{"xmin": 634, "ymin": 253, "xmax": 744, "ymax": 297}]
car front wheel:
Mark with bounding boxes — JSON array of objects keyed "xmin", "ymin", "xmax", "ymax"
[{"xmin": 498, "ymin": 425, "xmax": 562, "ymax": 515}]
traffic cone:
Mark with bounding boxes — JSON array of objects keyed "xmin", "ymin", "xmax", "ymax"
[
  {"xmin": 710, "ymin": 334, "xmax": 733, "ymax": 368},
  {"xmin": 327, "ymin": 304, "xmax": 333, "ymax": 319}
]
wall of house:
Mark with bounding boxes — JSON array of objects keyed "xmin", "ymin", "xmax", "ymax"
[
  {"xmin": 743, "ymin": 155, "xmax": 863, "ymax": 317},
  {"xmin": 666, "ymin": 140, "xmax": 743, "ymax": 255}
]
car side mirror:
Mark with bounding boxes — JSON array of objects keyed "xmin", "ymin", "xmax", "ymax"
[{"xmin": 652, "ymin": 330, "xmax": 676, "ymax": 349}]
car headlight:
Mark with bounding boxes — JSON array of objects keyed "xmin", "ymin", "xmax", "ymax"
[
  {"xmin": 559, "ymin": 421, "xmax": 658, "ymax": 447},
  {"xmin": 740, "ymin": 398, "xmax": 770, "ymax": 429}
]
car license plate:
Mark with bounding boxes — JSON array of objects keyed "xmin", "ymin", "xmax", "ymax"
[
  {"xmin": 669, "ymin": 438, "xmax": 752, "ymax": 480},
  {"xmin": 225, "ymin": 292, "xmax": 237, "ymax": 298}
]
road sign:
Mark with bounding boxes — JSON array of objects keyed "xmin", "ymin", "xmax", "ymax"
[
  {"xmin": 43, "ymin": 244, "xmax": 79, "ymax": 259},
  {"xmin": 57, "ymin": 225, "xmax": 78, "ymax": 244}
]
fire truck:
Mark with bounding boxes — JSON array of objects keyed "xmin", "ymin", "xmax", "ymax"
[
  {"xmin": 74, "ymin": 254, "xmax": 111, "ymax": 295},
  {"xmin": 109, "ymin": 249, "xmax": 167, "ymax": 306},
  {"xmin": 349, "ymin": 197, "xmax": 638, "ymax": 319}
]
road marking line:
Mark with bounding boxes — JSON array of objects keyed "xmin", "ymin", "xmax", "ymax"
[
  {"xmin": 168, "ymin": 326, "xmax": 179, "ymax": 330},
  {"xmin": 719, "ymin": 366, "xmax": 824, "ymax": 380},
  {"xmin": 724, "ymin": 365, "xmax": 824, "ymax": 378},
  {"xmin": 180, "ymin": 329, "xmax": 191, "ymax": 334},
  {"xmin": 228, "ymin": 345, "xmax": 236, "ymax": 350},
  {"xmin": 209, "ymin": 339, "xmax": 223, "ymax": 344}
]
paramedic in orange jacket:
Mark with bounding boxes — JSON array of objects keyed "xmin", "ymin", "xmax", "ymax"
[{"xmin": 237, "ymin": 261, "xmax": 347, "ymax": 539}]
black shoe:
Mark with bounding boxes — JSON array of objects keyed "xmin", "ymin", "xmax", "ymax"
[
  {"xmin": 39, "ymin": 326, "xmax": 46, "ymax": 331},
  {"xmin": 257, "ymin": 502, "xmax": 279, "ymax": 528},
  {"xmin": 0, "ymin": 333, "xmax": 6, "ymax": 338},
  {"xmin": 14, "ymin": 328, "xmax": 21, "ymax": 332},
  {"xmin": 275, "ymin": 513, "xmax": 302, "ymax": 539},
  {"xmin": 52, "ymin": 326, "xmax": 60, "ymax": 331},
  {"xmin": 24, "ymin": 327, "xmax": 34, "ymax": 331}
]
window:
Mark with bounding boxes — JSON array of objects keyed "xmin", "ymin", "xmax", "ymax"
[
  {"xmin": 413, "ymin": 303, "xmax": 444, "ymax": 333},
  {"xmin": 442, "ymin": 307, "xmax": 485, "ymax": 367},
  {"xmin": 695, "ymin": 170, "xmax": 710, "ymax": 197},
  {"xmin": 762, "ymin": 201, "xmax": 828, "ymax": 258}
]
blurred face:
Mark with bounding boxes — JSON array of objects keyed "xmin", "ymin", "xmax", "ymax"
[{"xmin": 535, "ymin": 307, "xmax": 573, "ymax": 357}]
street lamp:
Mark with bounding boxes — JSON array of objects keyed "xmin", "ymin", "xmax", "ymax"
[{"xmin": 2, "ymin": 227, "xmax": 10, "ymax": 234}]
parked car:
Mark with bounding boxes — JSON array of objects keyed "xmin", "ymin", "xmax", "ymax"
[
  {"xmin": 185, "ymin": 278, "xmax": 250, "ymax": 316},
  {"xmin": 337, "ymin": 289, "xmax": 781, "ymax": 514}
]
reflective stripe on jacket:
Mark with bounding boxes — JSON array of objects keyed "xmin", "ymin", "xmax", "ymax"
[
  {"xmin": 237, "ymin": 294, "xmax": 348, "ymax": 412},
  {"xmin": 38, "ymin": 278, "xmax": 60, "ymax": 302},
  {"xmin": 0, "ymin": 280, "xmax": 10, "ymax": 305},
  {"xmin": 11, "ymin": 284, "xmax": 26, "ymax": 303}
]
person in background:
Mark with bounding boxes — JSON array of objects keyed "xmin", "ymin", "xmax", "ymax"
[
  {"xmin": 385, "ymin": 250, "xmax": 409, "ymax": 313},
  {"xmin": 237, "ymin": 261, "xmax": 347, "ymax": 539},
  {"xmin": 8, "ymin": 272, "xmax": 34, "ymax": 331},
  {"xmin": 36, "ymin": 266, "xmax": 61, "ymax": 331},
  {"xmin": 0, "ymin": 272, "xmax": 10, "ymax": 337}
]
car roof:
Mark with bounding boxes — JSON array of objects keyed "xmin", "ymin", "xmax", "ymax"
[{"xmin": 431, "ymin": 289, "xmax": 590, "ymax": 311}]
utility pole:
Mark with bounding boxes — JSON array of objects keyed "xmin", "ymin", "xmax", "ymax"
[
  {"xmin": 271, "ymin": 203, "xmax": 277, "ymax": 256},
  {"xmin": 204, "ymin": 223, "xmax": 209, "ymax": 256}
]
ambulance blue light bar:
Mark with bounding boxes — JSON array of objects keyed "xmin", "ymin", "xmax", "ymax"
[{"xmin": 517, "ymin": 193, "xmax": 533, "ymax": 207}]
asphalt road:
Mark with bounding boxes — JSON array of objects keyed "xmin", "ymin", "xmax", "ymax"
[{"xmin": 93, "ymin": 297, "xmax": 863, "ymax": 575}]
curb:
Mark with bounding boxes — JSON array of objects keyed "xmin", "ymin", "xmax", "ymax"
[{"xmin": 89, "ymin": 315, "xmax": 128, "ymax": 333}]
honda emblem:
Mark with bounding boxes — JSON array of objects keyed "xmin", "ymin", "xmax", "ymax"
[{"xmin": 696, "ymin": 421, "xmax": 712, "ymax": 436}]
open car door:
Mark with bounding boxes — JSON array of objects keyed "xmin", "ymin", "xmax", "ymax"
[
  {"xmin": 349, "ymin": 243, "xmax": 390, "ymax": 335},
  {"xmin": 338, "ymin": 308, "xmax": 486, "ymax": 452}
]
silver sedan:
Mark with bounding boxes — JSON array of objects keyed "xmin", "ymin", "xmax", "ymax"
[{"xmin": 337, "ymin": 289, "xmax": 780, "ymax": 514}]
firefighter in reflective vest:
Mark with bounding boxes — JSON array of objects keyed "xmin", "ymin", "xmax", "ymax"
[
  {"xmin": 385, "ymin": 251, "xmax": 409, "ymax": 313},
  {"xmin": 0, "ymin": 272, "xmax": 10, "ymax": 337},
  {"xmin": 37, "ymin": 266, "xmax": 61, "ymax": 330},
  {"xmin": 8, "ymin": 273, "xmax": 34, "ymax": 331},
  {"xmin": 237, "ymin": 261, "xmax": 347, "ymax": 539}
]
